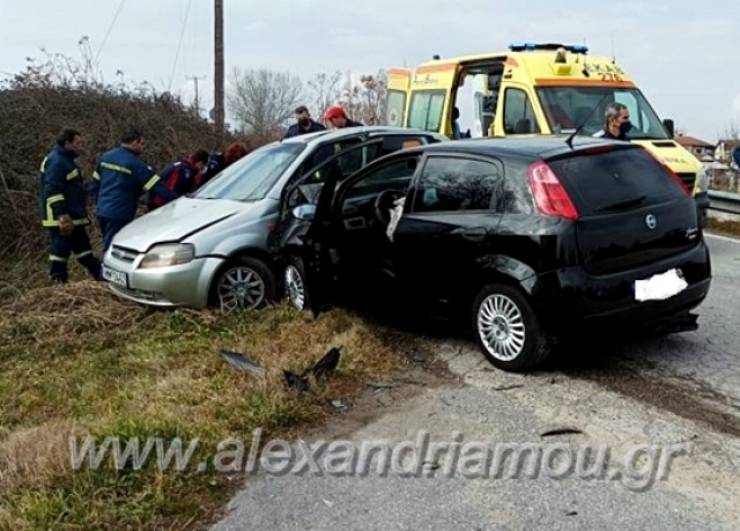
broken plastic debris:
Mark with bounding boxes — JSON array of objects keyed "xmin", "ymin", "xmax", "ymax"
[
  {"xmin": 310, "ymin": 347, "xmax": 341, "ymax": 381},
  {"xmin": 540, "ymin": 428, "xmax": 584, "ymax": 438},
  {"xmin": 220, "ymin": 350, "xmax": 265, "ymax": 376},
  {"xmin": 283, "ymin": 370, "xmax": 310, "ymax": 392}
]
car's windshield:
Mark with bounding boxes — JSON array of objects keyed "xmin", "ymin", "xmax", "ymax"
[
  {"xmin": 536, "ymin": 87, "xmax": 669, "ymax": 140},
  {"xmin": 194, "ymin": 143, "xmax": 305, "ymax": 201}
]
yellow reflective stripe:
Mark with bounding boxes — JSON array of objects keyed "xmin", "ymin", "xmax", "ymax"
[
  {"xmin": 76, "ymin": 250, "xmax": 93, "ymax": 258},
  {"xmin": 49, "ymin": 255, "xmax": 68, "ymax": 263},
  {"xmin": 100, "ymin": 162, "xmax": 132, "ymax": 175},
  {"xmin": 42, "ymin": 218, "xmax": 89, "ymax": 227},
  {"xmin": 40, "ymin": 157, "xmax": 49, "ymax": 173},
  {"xmin": 45, "ymin": 194, "xmax": 65, "ymax": 224},
  {"xmin": 92, "ymin": 171, "xmax": 101, "ymax": 180},
  {"xmin": 143, "ymin": 174, "xmax": 160, "ymax": 191},
  {"xmin": 66, "ymin": 168, "xmax": 80, "ymax": 180}
]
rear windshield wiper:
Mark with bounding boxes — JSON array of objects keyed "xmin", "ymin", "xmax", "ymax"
[{"xmin": 594, "ymin": 195, "xmax": 647, "ymax": 213}]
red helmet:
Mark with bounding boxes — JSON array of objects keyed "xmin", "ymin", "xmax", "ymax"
[{"xmin": 323, "ymin": 105, "xmax": 346, "ymax": 120}]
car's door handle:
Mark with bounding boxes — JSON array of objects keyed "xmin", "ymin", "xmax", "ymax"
[{"xmin": 453, "ymin": 226, "xmax": 488, "ymax": 241}]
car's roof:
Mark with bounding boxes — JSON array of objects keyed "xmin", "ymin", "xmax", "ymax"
[
  {"xmin": 416, "ymin": 135, "xmax": 632, "ymax": 160},
  {"xmin": 280, "ymin": 126, "xmax": 445, "ymax": 146}
]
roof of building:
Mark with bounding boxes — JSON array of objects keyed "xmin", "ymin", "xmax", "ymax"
[{"xmin": 674, "ymin": 135, "xmax": 714, "ymax": 149}]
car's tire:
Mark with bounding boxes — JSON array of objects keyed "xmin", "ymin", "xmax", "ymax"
[
  {"xmin": 472, "ymin": 282, "xmax": 550, "ymax": 372},
  {"xmin": 211, "ymin": 256, "xmax": 275, "ymax": 311},
  {"xmin": 284, "ymin": 256, "xmax": 310, "ymax": 311}
]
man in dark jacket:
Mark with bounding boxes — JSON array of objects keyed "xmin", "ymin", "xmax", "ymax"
[
  {"xmin": 148, "ymin": 150, "xmax": 209, "ymax": 209},
  {"xmin": 91, "ymin": 128, "xmax": 177, "ymax": 251},
  {"xmin": 598, "ymin": 102, "xmax": 632, "ymax": 141},
  {"xmin": 284, "ymin": 105, "xmax": 325, "ymax": 138},
  {"xmin": 39, "ymin": 128, "xmax": 101, "ymax": 283},
  {"xmin": 323, "ymin": 105, "xmax": 363, "ymax": 129}
]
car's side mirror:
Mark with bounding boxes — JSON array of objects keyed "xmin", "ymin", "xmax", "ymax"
[
  {"xmin": 292, "ymin": 204, "xmax": 317, "ymax": 221},
  {"xmin": 663, "ymin": 119, "xmax": 675, "ymax": 138}
]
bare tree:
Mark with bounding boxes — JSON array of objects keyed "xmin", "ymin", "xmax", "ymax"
[
  {"xmin": 307, "ymin": 71, "xmax": 342, "ymax": 119},
  {"xmin": 338, "ymin": 70, "xmax": 388, "ymax": 125},
  {"xmin": 228, "ymin": 68, "xmax": 303, "ymax": 136}
]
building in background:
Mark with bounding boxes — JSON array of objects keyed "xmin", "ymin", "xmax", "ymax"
[{"xmin": 674, "ymin": 134, "xmax": 716, "ymax": 162}]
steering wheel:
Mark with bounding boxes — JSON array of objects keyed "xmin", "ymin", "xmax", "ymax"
[{"xmin": 374, "ymin": 189, "xmax": 406, "ymax": 226}]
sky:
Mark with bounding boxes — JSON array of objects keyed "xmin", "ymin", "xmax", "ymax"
[{"xmin": 2, "ymin": 0, "xmax": 739, "ymax": 141}]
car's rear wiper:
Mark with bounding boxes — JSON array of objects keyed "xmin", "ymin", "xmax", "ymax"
[{"xmin": 594, "ymin": 195, "xmax": 647, "ymax": 213}]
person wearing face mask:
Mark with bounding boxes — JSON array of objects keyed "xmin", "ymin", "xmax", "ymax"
[
  {"xmin": 284, "ymin": 106, "xmax": 326, "ymax": 139},
  {"xmin": 600, "ymin": 102, "xmax": 632, "ymax": 141},
  {"xmin": 323, "ymin": 105, "xmax": 363, "ymax": 129}
]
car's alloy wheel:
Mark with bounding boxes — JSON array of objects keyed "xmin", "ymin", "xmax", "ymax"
[
  {"xmin": 285, "ymin": 264, "xmax": 306, "ymax": 310},
  {"xmin": 477, "ymin": 294, "xmax": 526, "ymax": 361},
  {"xmin": 216, "ymin": 265, "xmax": 266, "ymax": 311},
  {"xmin": 472, "ymin": 283, "xmax": 549, "ymax": 372}
]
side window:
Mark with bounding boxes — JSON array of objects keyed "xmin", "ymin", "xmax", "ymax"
[
  {"xmin": 504, "ymin": 88, "xmax": 540, "ymax": 135},
  {"xmin": 386, "ymin": 90, "xmax": 407, "ymax": 127},
  {"xmin": 413, "ymin": 157, "xmax": 503, "ymax": 213},
  {"xmin": 344, "ymin": 157, "xmax": 419, "ymax": 201},
  {"xmin": 407, "ymin": 91, "xmax": 446, "ymax": 131}
]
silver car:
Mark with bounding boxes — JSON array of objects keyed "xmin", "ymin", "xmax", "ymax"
[{"xmin": 102, "ymin": 127, "xmax": 445, "ymax": 310}]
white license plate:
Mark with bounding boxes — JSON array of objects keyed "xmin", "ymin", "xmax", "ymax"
[
  {"xmin": 634, "ymin": 268, "xmax": 688, "ymax": 302},
  {"xmin": 102, "ymin": 265, "xmax": 128, "ymax": 288}
]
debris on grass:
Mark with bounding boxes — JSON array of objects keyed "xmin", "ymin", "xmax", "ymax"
[{"xmin": 220, "ymin": 350, "xmax": 265, "ymax": 376}]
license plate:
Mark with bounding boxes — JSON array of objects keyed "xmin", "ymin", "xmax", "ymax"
[
  {"xmin": 634, "ymin": 268, "xmax": 687, "ymax": 302},
  {"xmin": 102, "ymin": 265, "xmax": 128, "ymax": 288}
]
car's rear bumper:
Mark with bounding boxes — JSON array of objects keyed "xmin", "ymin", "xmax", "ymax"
[
  {"xmin": 103, "ymin": 248, "xmax": 225, "ymax": 307},
  {"xmin": 535, "ymin": 240, "xmax": 711, "ymax": 334}
]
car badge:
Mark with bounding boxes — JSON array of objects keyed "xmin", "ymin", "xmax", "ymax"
[{"xmin": 645, "ymin": 214, "xmax": 657, "ymax": 230}]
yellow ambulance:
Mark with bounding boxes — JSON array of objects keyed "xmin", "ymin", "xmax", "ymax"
[{"xmin": 386, "ymin": 43, "xmax": 708, "ymax": 218}]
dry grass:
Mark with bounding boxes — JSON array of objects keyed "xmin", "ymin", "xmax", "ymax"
[
  {"xmin": 707, "ymin": 216, "xmax": 740, "ymax": 239},
  {"xmin": 0, "ymin": 277, "xmax": 423, "ymax": 529}
]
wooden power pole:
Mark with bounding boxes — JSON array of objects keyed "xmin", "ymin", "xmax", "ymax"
[{"xmin": 214, "ymin": 0, "xmax": 225, "ymax": 142}]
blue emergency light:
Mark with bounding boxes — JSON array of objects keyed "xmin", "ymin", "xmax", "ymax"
[{"xmin": 509, "ymin": 42, "xmax": 589, "ymax": 54}]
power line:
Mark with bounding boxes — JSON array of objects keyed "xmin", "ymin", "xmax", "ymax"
[
  {"xmin": 186, "ymin": 74, "xmax": 206, "ymax": 114},
  {"xmin": 95, "ymin": 0, "xmax": 127, "ymax": 65},
  {"xmin": 168, "ymin": 0, "xmax": 194, "ymax": 92}
]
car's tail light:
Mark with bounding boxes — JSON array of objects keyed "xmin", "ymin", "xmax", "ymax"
[
  {"xmin": 527, "ymin": 160, "xmax": 579, "ymax": 220},
  {"xmin": 644, "ymin": 150, "xmax": 691, "ymax": 196}
]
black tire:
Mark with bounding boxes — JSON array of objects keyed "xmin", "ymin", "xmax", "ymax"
[
  {"xmin": 284, "ymin": 256, "xmax": 310, "ymax": 311},
  {"xmin": 471, "ymin": 282, "xmax": 550, "ymax": 372},
  {"xmin": 210, "ymin": 256, "xmax": 276, "ymax": 311}
]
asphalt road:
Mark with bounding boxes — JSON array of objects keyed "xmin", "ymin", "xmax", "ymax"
[{"xmin": 215, "ymin": 233, "xmax": 740, "ymax": 531}]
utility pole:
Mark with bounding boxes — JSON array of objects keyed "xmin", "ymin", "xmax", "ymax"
[
  {"xmin": 214, "ymin": 0, "xmax": 225, "ymax": 143},
  {"xmin": 186, "ymin": 75, "xmax": 206, "ymax": 115}
]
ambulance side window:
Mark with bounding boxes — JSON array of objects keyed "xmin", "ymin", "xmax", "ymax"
[
  {"xmin": 504, "ymin": 88, "xmax": 539, "ymax": 135},
  {"xmin": 407, "ymin": 90, "xmax": 446, "ymax": 132}
]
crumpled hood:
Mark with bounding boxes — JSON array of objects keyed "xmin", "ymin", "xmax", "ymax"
[{"xmin": 111, "ymin": 197, "xmax": 247, "ymax": 252}]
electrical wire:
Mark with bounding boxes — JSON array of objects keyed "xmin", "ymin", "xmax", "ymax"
[
  {"xmin": 168, "ymin": 0, "xmax": 194, "ymax": 92},
  {"xmin": 95, "ymin": 0, "xmax": 127, "ymax": 64}
]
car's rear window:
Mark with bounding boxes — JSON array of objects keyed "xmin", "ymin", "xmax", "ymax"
[{"xmin": 548, "ymin": 147, "xmax": 686, "ymax": 216}]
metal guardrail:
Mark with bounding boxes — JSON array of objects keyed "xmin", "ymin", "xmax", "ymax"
[{"xmin": 708, "ymin": 190, "xmax": 740, "ymax": 215}]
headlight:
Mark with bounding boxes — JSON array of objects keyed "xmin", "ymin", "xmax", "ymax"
[
  {"xmin": 139, "ymin": 243, "xmax": 195, "ymax": 269},
  {"xmin": 696, "ymin": 165, "xmax": 710, "ymax": 194}
]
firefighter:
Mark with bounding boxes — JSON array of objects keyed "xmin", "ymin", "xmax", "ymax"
[
  {"xmin": 39, "ymin": 128, "xmax": 101, "ymax": 283},
  {"xmin": 323, "ymin": 105, "xmax": 363, "ymax": 129},
  {"xmin": 91, "ymin": 127, "xmax": 177, "ymax": 252},
  {"xmin": 148, "ymin": 149, "xmax": 209, "ymax": 209}
]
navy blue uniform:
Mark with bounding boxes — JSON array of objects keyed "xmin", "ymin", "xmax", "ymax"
[
  {"xmin": 284, "ymin": 119, "xmax": 326, "ymax": 139},
  {"xmin": 91, "ymin": 146, "xmax": 176, "ymax": 251},
  {"xmin": 39, "ymin": 144, "xmax": 100, "ymax": 282},
  {"xmin": 148, "ymin": 159, "xmax": 198, "ymax": 209}
]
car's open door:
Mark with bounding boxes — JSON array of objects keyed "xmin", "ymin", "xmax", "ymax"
[{"xmin": 277, "ymin": 138, "xmax": 387, "ymax": 314}]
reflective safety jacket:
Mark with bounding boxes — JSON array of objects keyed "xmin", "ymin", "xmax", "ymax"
[
  {"xmin": 39, "ymin": 144, "xmax": 89, "ymax": 228},
  {"xmin": 92, "ymin": 146, "xmax": 176, "ymax": 221}
]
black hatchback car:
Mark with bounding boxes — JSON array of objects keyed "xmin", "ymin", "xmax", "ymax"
[{"xmin": 273, "ymin": 137, "xmax": 711, "ymax": 372}]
